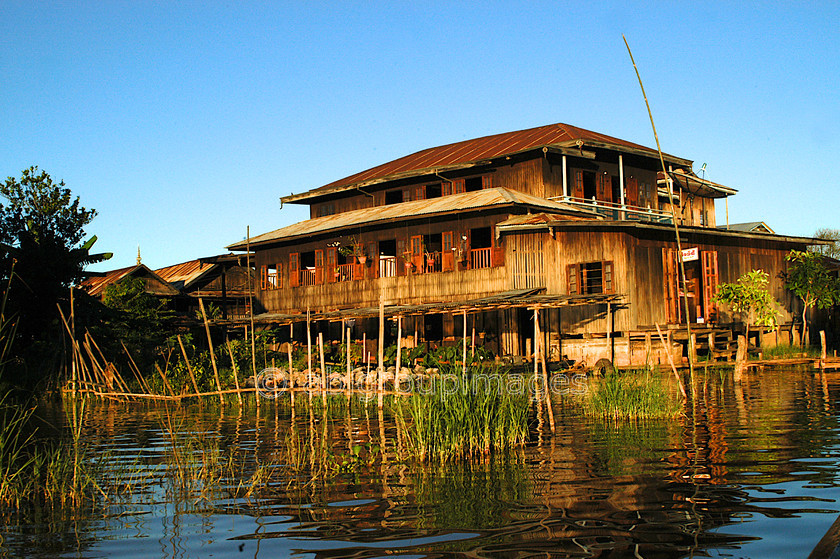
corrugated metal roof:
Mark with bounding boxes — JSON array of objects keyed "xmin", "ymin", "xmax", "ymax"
[
  {"xmin": 229, "ymin": 187, "xmax": 593, "ymax": 250},
  {"xmin": 80, "ymin": 266, "xmax": 139, "ymax": 297},
  {"xmin": 284, "ymin": 123, "xmax": 689, "ymax": 203},
  {"xmin": 155, "ymin": 259, "xmax": 214, "ymax": 289}
]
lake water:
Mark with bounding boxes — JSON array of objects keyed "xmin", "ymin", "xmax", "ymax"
[{"xmin": 4, "ymin": 367, "xmax": 840, "ymax": 558}]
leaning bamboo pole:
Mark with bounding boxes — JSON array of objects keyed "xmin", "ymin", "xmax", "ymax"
[
  {"xmin": 318, "ymin": 332, "xmax": 327, "ymax": 405},
  {"xmin": 177, "ymin": 335, "xmax": 201, "ymax": 396},
  {"xmin": 199, "ymin": 298, "xmax": 225, "ymax": 405}
]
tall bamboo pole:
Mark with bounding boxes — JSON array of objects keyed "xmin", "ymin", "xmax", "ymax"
[
  {"xmin": 319, "ymin": 332, "xmax": 326, "ymax": 405},
  {"xmin": 178, "ymin": 334, "xmax": 201, "ymax": 396},
  {"xmin": 378, "ymin": 292, "xmax": 385, "ymax": 409},
  {"xmin": 247, "ymin": 226, "xmax": 259, "ymax": 409},
  {"xmin": 624, "ymin": 35, "xmax": 695, "ymax": 380},
  {"xmin": 226, "ymin": 340, "xmax": 243, "ymax": 405}
]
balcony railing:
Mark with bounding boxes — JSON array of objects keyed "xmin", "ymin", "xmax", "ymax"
[
  {"xmin": 470, "ymin": 247, "xmax": 492, "ymax": 269},
  {"xmin": 424, "ymin": 252, "xmax": 442, "ymax": 273},
  {"xmin": 379, "ymin": 256, "xmax": 397, "ymax": 278},
  {"xmin": 548, "ymin": 196, "xmax": 673, "ymax": 224},
  {"xmin": 300, "ymin": 268, "xmax": 317, "ymax": 287},
  {"xmin": 335, "ymin": 263, "xmax": 354, "ymax": 282}
]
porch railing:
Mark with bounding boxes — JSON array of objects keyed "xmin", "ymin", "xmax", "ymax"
[
  {"xmin": 470, "ymin": 247, "xmax": 492, "ymax": 269},
  {"xmin": 548, "ymin": 195, "xmax": 673, "ymax": 224},
  {"xmin": 379, "ymin": 256, "xmax": 397, "ymax": 278},
  {"xmin": 300, "ymin": 268, "xmax": 317, "ymax": 287},
  {"xmin": 335, "ymin": 263, "xmax": 354, "ymax": 282},
  {"xmin": 424, "ymin": 252, "xmax": 442, "ymax": 273}
]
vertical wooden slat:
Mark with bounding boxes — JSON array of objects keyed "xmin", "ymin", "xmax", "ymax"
[{"xmin": 702, "ymin": 250, "xmax": 719, "ymax": 322}]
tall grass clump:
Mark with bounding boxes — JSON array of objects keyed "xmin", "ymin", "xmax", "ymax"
[
  {"xmin": 584, "ymin": 367, "xmax": 681, "ymax": 420},
  {"xmin": 762, "ymin": 342, "xmax": 821, "ymax": 359},
  {"xmin": 395, "ymin": 363, "xmax": 529, "ymax": 462}
]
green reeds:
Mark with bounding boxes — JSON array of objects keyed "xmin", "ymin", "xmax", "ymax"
[
  {"xmin": 395, "ymin": 363, "xmax": 529, "ymax": 462},
  {"xmin": 583, "ymin": 367, "xmax": 681, "ymax": 420}
]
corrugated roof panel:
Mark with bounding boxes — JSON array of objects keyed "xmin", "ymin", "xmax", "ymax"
[
  {"xmin": 230, "ymin": 187, "xmax": 591, "ymax": 250},
  {"xmin": 294, "ymin": 123, "xmax": 672, "ymax": 201}
]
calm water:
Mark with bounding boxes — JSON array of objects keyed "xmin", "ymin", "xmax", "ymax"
[{"xmin": 5, "ymin": 368, "xmax": 840, "ymax": 558}]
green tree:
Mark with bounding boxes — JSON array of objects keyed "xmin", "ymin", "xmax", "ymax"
[
  {"xmin": 782, "ymin": 250, "xmax": 840, "ymax": 346},
  {"xmin": 812, "ymin": 228, "xmax": 840, "ymax": 260},
  {"xmin": 713, "ymin": 269, "xmax": 781, "ymax": 341},
  {"xmin": 0, "ymin": 167, "xmax": 110, "ymax": 384}
]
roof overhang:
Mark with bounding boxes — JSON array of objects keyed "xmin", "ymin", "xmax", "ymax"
[{"xmin": 657, "ymin": 169, "xmax": 737, "ymax": 198}]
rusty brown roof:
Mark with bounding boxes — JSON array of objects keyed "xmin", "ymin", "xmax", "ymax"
[
  {"xmin": 79, "ymin": 264, "xmax": 180, "ymax": 298},
  {"xmin": 229, "ymin": 187, "xmax": 596, "ymax": 251},
  {"xmin": 155, "ymin": 259, "xmax": 215, "ymax": 289},
  {"xmin": 283, "ymin": 123, "xmax": 691, "ymax": 204}
]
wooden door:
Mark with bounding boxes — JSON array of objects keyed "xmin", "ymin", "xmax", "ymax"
[
  {"xmin": 442, "ymin": 231, "xmax": 454, "ymax": 272},
  {"xmin": 626, "ymin": 177, "xmax": 639, "ymax": 207},
  {"xmin": 572, "ymin": 170, "xmax": 584, "ymax": 199},
  {"xmin": 702, "ymin": 250, "xmax": 719, "ymax": 323},
  {"xmin": 662, "ymin": 248, "xmax": 678, "ymax": 323},
  {"xmin": 289, "ymin": 253, "xmax": 300, "ymax": 288}
]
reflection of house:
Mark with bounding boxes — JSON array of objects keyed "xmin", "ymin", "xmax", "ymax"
[
  {"xmin": 81, "ymin": 254, "xmax": 255, "ymax": 321},
  {"xmin": 228, "ymin": 123, "xmax": 817, "ymax": 364}
]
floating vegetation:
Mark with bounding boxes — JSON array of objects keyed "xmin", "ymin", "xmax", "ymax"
[
  {"xmin": 583, "ymin": 367, "xmax": 681, "ymax": 420},
  {"xmin": 395, "ymin": 363, "xmax": 530, "ymax": 462}
]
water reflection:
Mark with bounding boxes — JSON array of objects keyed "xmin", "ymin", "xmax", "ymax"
[{"xmin": 4, "ymin": 368, "xmax": 840, "ymax": 558}]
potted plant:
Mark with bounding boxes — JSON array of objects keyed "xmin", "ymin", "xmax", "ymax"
[{"xmin": 339, "ymin": 236, "xmax": 365, "ymax": 263}]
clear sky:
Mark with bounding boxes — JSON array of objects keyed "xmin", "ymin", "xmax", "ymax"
[{"xmin": 2, "ymin": 1, "xmax": 838, "ymax": 272}]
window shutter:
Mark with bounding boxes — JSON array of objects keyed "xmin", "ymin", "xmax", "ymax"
[
  {"xmin": 481, "ymin": 175, "xmax": 492, "ymax": 189},
  {"xmin": 410, "ymin": 235, "xmax": 424, "ymax": 273},
  {"xmin": 567, "ymin": 264, "xmax": 579, "ymax": 294},
  {"xmin": 603, "ymin": 261, "xmax": 614, "ymax": 293},
  {"xmin": 276, "ymin": 262, "xmax": 283, "ymax": 289},
  {"xmin": 453, "ymin": 179, "xmax": 465, "ymax": 194},
  {"xmin": 260, "ymin": 265, "xmax": 268, "ymax": 290},
  {"xmin": 326, "ymin": 247, "xmax": 337, "ymax": 283},
  {"xmin": 492, "ymin": 244, "xmax": 505, "ymax": 267},
  {"xmin": 443, "ymin": 181, "xmax": 453, "ymax": 196},
  {"xmin": 442, "ymin": 232, "xmax": 454, "ymax": 272},
  {"xmin": 573, "ymin": 171, "xmax": 584, "ymax": 199},
  {"xmin": 314, "ymin": 249, "xmax": 324, "ymax": 285},
  {"xmin": 397, "ymin": 239, "xmax": 407, "ymax": 276},
  {"xmin": 415, "ymin": 185, "xmax": 425, "ymax": 201},
  {"xmin": 289, "ymin": 253, "xmax": 300, "ymax": 288}
]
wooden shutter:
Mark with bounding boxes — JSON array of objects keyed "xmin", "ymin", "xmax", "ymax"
[
  {"xmin": 662, "ymin": 248, "xmax": 678, "ymax": 323},
  {"xmin": 702, "ymin": 250, "xmax": 719, "ymax": 322},
  {"xmin": 289, "ymin": 253, "xmax": 300, "ymax": 287},
  {"xmin": 603, "ymin": 261, "xmax": 614, "ymax": 293},
  {"xmin": 453, "ymin": 179, "xmax": 465, "ymax": 194},
  {"xmin": 415, "ymin": 185, "xmax": 425, "ymax": 201},
  {"xmin": 276, "ymin": 262, "xmax": 283, "ymax": 289},
  {"xmin": 442, "ymin": 231, "xmax": 454, "ymax": 272},
  {"xmin": 481, "ymin": 175, "xmax": 492, "ymax": 189},
  {"xmin": 314, "ymin": 250, "xmax": 324, "ymax": 285},
  {"xmin": 443, "ymin": 181, "xmax": 453, "ymax": 196},
  {"xmin": 410, "ymin": 235, "xmax": 424, "ymax": 273},
  {"xmin": 567, "ymin": 264, "xmax": 579, "ymax": 294},
  {"xmin": 326, "ymin": 247, "xmax": 337, "ymax": 283},
  {"xmin": 397, "ymin": 239, "xmax": 407, "ymax": 276},
  {"xmin": 573, "ymin": 170, "xmax": 584, "ymax": 199},
  {"xmin": 596, "ymin": 173, "xmax": 612, "ymax": 203},
  {"xmin": 626, "ymin": 177, "xmax": 639, "ymax": 207},
  {"xmin": 260, "ymin": 265, "xmax": 268, "ymax": 290}
]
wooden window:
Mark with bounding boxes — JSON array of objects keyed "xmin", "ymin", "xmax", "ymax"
[
  {"xmin": 414, "ymin": 185, "xmax": 426, "ymax": 201},
  {"xmin": 385, "ymin": 190, "xmax": 404, "ymax": 205},
  {"xmin": 453, "ymin": 179, "xmax": 465, "ymax": 194},
  {"xmin": 442, "ymin": 181, "xmax": 453, "ymax": 196},
  {"xmin": 410, "ymin": 235, "xmax": 424, "ymax": 273},
  {"xmin": 260, "ymin": 265, "xmax": 268, "ymax": 290},
  {"xmin": 482, "ymin": 175, "xmax": 492, "ymax": 189},
  {"xmin": 289, "ymin": 253, "xmax": 300, "ymax": 287},
  {"xmin": 568, "ymin": 261, "xmax": 613, "ymax": 294}
]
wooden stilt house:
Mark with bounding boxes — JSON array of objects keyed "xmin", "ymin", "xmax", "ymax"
[{"xmin": 228, "ymin": 123, "xmax": 816, "ymax": 365}]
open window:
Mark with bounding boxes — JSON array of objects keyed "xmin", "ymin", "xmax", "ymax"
[
  {"xmin": 567, "ymin": 261, "xmax": 614, "ymax": 295},
  {"xmin": 379, "ymin": 239, "xmax": 397, "ymax": 277},
  {"xmin": 260, "ymin": 263, "xmax": 282, "ymax": 290},
  {"xmin": 469, "ymin": 227, "xmax": 493, "ymax": 269},
  {"xmin": 385, "ymin": 189, "xmax": 404, "ymax": 205}
]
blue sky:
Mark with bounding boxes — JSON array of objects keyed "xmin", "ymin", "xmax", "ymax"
[{"xmin": 2, "ymin": 2, "xmax": 838, "ymax": 271}]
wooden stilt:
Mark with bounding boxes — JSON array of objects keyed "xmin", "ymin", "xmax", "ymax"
[
  {"xmin": 346, "ymin": 327, "xmax": 352, "ymax": 394},
  {"xmin": 226, "ymin": 340, "xmax": 243, "ymax": 405},
  {"xmin": 378, "ymin": 291, "xmax": 385, "ymax": 409},
  {"xmin": 318, "ymin": 332, "xmax": 327, "ymax": 404},
  {"xmin": 462, "ymin": 311, "xmax": 468, "ymax": 373},
  {"xmin": 656, "ymin": 323, "xmax": 687, "ymax": 398},
  {"xmin": 199, "ymin": 298, "xmax": 225, "ymax": 405},
  {"xmin": 535, "ymin": 308, "xmax": 555, "ymax": 433}
]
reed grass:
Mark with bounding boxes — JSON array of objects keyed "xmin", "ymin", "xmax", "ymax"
[
  {"xmin": 395, "ymin": 363, "xmax": 529, "ymax": 462},
  {"xmin": 583, "ymin": 367, "xmax": 681, "ymax": 420},
  {"xmin": 762, "ymin": 342, "xmax": 821, "ymax": 359}
]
